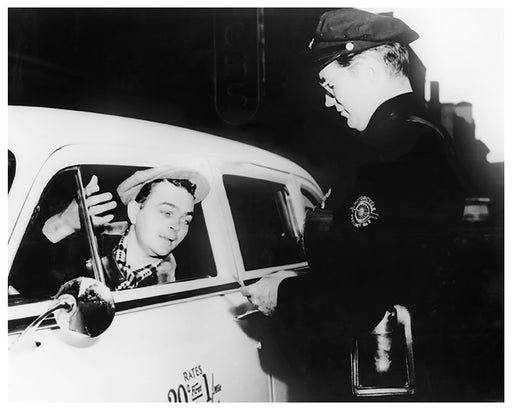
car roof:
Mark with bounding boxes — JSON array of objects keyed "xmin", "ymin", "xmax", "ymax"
[{"xmin": 8, "ymin": 105, "xmax": 315, "ymax": 182}]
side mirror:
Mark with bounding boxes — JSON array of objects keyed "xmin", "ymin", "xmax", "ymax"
[
  {"xmin": 53, "ymin": 277, "xmax": 115, "ymax": 337},
  {"xmin": 10, "ymin": 277, "xmax": 115, "ymax": 352}
]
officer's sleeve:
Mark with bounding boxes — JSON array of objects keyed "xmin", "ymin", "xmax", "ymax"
[{"xmin": 275, "ymin": 267, "xmax": 387, "ymax": 338}]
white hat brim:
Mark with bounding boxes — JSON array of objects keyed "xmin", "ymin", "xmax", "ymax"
[{"xmin": 117, "ymin": 165, "xmax": 210, "ymax": 205}]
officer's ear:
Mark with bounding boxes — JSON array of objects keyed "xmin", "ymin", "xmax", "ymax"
[
  {"xmin": 127, "ymin": 200, "xmax": 141, "ymax": 225},
  {"xmin": 367, "ymin": 54, "xmax": 389, "ymax": 85},
  {"xmin": 358, "ymin": 57, "xmax": 379, "ymax": 85}
]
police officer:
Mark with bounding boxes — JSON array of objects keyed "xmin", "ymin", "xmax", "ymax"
[{"xmin": 242, "ymin": 8, "xmax": 468, "ymax": 400}]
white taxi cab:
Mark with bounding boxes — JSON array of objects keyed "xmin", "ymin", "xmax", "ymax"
[{"xmin": 7, "ymin": 106, "xmax": 323, "ymax": 402}]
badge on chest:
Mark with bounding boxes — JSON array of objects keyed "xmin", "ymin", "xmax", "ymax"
[{"xmin": 350, "ymin": 196, "xmax": 379, "ymax": 228}]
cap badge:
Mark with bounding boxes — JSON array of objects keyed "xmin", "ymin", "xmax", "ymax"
[
  {"xmin": 350, "ymin": 196, "xmax": 379, "ymax": 228},
  {"xmin": 345, "ymin": 42, "xmax": 354, "ymax": 51}
]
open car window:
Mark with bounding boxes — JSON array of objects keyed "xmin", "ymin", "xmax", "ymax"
[
  {"xmin": 79, "ymin": 165, "xmax": 217, "ymax": 290},
  {"xmin": 223, "ymin": 174, "xmax": 304, "ymax": 271},
  {"xmin": 8, "ymin": 165, "xmax": 217, "ymax": 303},
  {"xmin": 8, "ymin": 168, "xmax": 95, "ymax": 302}
]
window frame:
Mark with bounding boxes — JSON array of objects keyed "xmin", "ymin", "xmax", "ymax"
[
  {"xmin": 217, "ymin": 162, "xmax": 309, "ymax": 283},
  {"xmin": 8, "ymin": 166, "xmax": 87, "ymax": 305},
  {"xmin": 8, "ymin": 144, "xmax": 236, "ymax": 317},
  {"xmin": 301, "ymin": 184, "xmax": 323, "ymax": 210},
  {"xmin": 78, "ymin": 164, "xmax": 219, "ymax": 286}
]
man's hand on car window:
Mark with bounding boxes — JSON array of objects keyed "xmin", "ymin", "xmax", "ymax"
[
  {"xmin": 84, "ymin": 175, "xmax": 117, "ymax": 227},
  {"xmin": 42, "ymin": 175, "xmax": 117, "ymax": 243}
]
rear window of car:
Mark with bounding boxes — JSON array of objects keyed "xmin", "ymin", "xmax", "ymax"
[{"xmin": 223, "ymin": 174, "xmax": 304, "ymax": 271}]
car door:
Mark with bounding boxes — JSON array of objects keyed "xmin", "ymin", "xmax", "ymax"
[
  {"xmin": 216, "ymin": 162, "xmax": 324, "ymax": 401},
  {"xmin": 8, "ymin": 145, "xmax": 273, "ymax": 402}
]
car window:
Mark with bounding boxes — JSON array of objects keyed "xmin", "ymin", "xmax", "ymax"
[
  {"xmin": 8, "ymin": 150, "xmax": 15, "ymax": 192},
  {"xmin": 8, "ymin": 168, "xmax": 95, "ymax": 302},
  {"xmin": 301, "ymin": 186, "xmax": 321, "ymax": 211},
  {"xmin": 80, "ymin": 165, "xmax": 217, "ymax": 290},
  {"xmin": 223, "ymin": 174, "xmax": 304, "ymax": 271}
]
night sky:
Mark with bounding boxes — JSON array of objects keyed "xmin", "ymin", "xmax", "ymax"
[
  {"xmin": 8, "ymin": 8, "xmax": 364, "ymax": 193},
  {"xmin": 7, "ymin": 8, "xmax": 501, "ymax": 202}
]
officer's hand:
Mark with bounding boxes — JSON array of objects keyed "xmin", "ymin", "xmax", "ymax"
[
  {"xmin": 240, "ymin": 270, "xmax": 297, "ymax": 316},
  {"xmin": 43, "ymin": 175, "xmax": 117, "ymax": 243}
]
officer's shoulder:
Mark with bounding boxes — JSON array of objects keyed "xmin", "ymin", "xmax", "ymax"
[
  {"xmin": 391, "ymin": 114, "xmax": 446, "ymax": 143},
  {"xmin": 398, "ymin": 117, "xmax": 450, "ymax": 159}
]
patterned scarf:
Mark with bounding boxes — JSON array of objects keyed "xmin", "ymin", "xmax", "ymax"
[{"xmin": 113, "ymin": 234, "xmax": 163, "ymax": 290}]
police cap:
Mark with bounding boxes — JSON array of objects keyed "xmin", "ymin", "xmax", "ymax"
[{"xmin": 309, "ymin": 8, "xmax": 419, "ymax": 70}]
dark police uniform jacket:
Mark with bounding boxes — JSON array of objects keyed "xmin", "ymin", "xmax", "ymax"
[{"xmin": 268, "ymin": 93, "xmax": 468, "ymax": 395}]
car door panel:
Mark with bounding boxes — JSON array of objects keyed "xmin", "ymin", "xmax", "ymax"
[
  {"xmin": 8, "ymin": 149, "xmax": 272, "ymax": 401},
  {"xmin": 9, "ymin": 289, "xmax": 271, "ymax": 402}
]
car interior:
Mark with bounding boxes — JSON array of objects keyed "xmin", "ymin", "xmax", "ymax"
[{"xmin": 80, "ymin": 165, "xmax": 218, "ymax": 288}]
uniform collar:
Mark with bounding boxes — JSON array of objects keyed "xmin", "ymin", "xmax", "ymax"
[
  {"xmin": 365, "ymin": 92, "xmax": 425, "ymax": 132},
  {"xmin": 357, "ymin": 92, "xmax": 426, "ymax": 161},
  {"xmin": 360, "ymin": 93, "xmax": 427, "ymax": 144}
]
